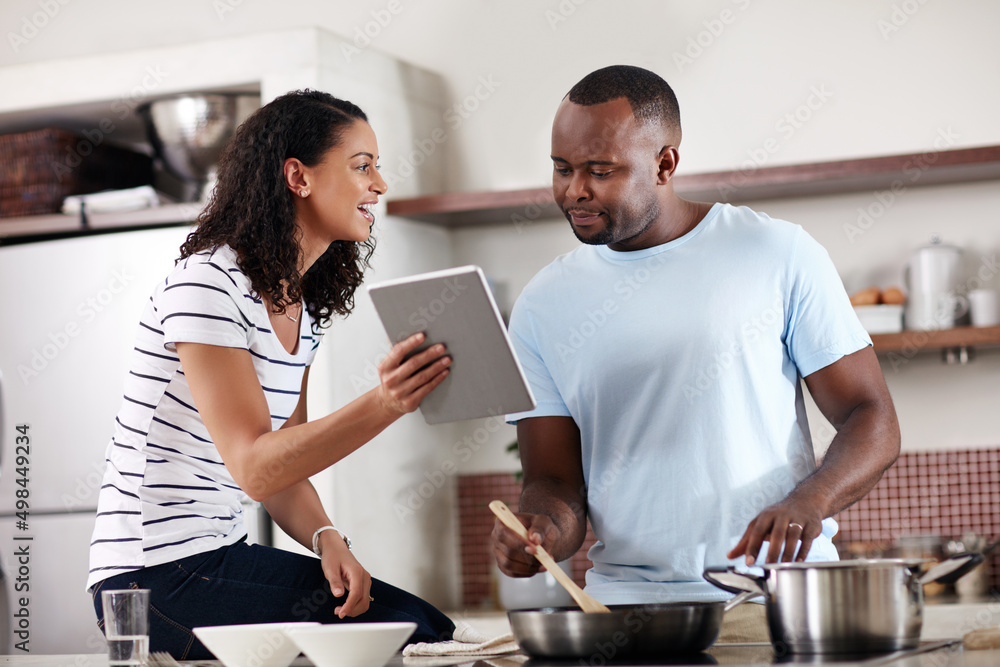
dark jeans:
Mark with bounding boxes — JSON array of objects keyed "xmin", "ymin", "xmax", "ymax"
[{"xmin": 91, "ymin": 540, "xmax": 455, "ymax": 659}]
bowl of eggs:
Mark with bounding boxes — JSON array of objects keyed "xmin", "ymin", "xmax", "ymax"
[{"xmin": 851, "ymin": 286, "xmax": 905, "ymax": 334}]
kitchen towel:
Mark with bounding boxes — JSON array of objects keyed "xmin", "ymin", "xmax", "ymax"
[
  {"xmin": 62, "ymin": 185, "xmax": 160, "ymax": 214},
  {"xmin": 402, "ymin": 621, "xmax": 521, "ymax": 657}
]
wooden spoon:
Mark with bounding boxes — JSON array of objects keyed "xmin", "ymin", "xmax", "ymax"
[{"xmin": 489, "ymin": 500, "xmax": 611, "ymax": 613}]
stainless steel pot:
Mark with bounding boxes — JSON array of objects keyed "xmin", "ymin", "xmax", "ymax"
[
  {"xmin": 508, "ymin": 594, "xmax": 754, "ymax": 659},
  {"xmin": 703, "ymin": 553, "xmax": 981, "ymax": 654}
]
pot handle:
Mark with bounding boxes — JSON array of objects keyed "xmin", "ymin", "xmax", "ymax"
[
  {"xmin": 703, "ymin": 566, "xmax": 768, "ymax": 597},
  {"xmin": 722, "ymin": 590, "xmax": 761, "ymax": 613},
  {"xmin": 918, "ymin": 552, "xmax": 985, "ymax": 586}
]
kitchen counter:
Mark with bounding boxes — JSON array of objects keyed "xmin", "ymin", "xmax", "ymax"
[
  {"xmin": 922, "ymin": 600, "xmax": 1000, "ymax": 641},
  {"xmin": 6, "ymin": 600, "xmax": 998, "ymax": 667},
  {"xmin": 3, "ymin": 645, "xmax": 1000, "ymax": 667}
]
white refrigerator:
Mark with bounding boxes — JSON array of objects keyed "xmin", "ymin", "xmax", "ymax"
[{"xmin": 0, "ymin": 224, "xmax": 195, "ymax": 654}]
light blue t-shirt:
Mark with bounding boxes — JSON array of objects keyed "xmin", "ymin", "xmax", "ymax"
[{"xmin": 507, "ymin": 203, "xmax": 872, "ymax": 604}]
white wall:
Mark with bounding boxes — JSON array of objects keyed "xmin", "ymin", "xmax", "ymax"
[
  {"xmin": 4, "ymin": 0, "xmax": 999, "ymax": 608},
  {"xmin": 6, "ymin": 1, "xmax": 1000, "ymax": 183}
]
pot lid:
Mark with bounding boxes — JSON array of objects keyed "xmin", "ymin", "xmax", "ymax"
[
  {"xmin": 760, "ymin": 558, "xmax": 932, "ymax": 570},
  {"xmin": 916, "ymin": 234, "xmax": 961, "ymax": 253}
]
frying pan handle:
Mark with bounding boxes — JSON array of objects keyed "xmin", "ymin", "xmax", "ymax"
[
  {"xmin": 918, "ymin": 552, "xmax": 985, "ymax": 586},
  {"xmin": 703, "ymin": 566, "xmax": 768, "ymax": 597}
]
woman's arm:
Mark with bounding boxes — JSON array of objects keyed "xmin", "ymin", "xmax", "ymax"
[
  {"xmin": 264, "ymin": 479, "xmax": 370, "ymax": 618},
  {"xmin": 261, "ymin": 367, "xmax": 371, "ymax": 617},
  {"xmin": 177, "ymin": 332, "xmax": 449, "ymax": 501}
]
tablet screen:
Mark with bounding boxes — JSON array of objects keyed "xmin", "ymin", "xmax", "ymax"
[{"xmin": 367, "ymin": 265, "xmax": 536, "ymax": 424}]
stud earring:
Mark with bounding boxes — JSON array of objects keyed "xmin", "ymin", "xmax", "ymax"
[{"xmin": 300, "ymin": 190, "xmax": 310, "ymax": 197}]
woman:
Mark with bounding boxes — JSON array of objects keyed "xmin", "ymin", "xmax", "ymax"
[{"xmin": 88, "ymin": 90, "xmax": 456, "ymax": 658}]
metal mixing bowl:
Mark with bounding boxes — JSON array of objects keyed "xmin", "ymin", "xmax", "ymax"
[{"xmin": 138, "ymin": 93, "xmax": 258, "ymax": 199}]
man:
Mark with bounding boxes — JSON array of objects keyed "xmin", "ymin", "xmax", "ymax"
[{"xmin": 491, "ymin": 65, "xmax": 900, "ymax": 640}]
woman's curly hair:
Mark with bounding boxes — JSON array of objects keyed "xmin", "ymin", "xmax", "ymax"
[{"xmin": 179, "ymin": 89, "xmax": 375, "ymax": 329}]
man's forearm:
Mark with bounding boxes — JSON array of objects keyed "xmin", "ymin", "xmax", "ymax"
[
  {"xmin": 520, "ymin": 477, "xmax": 589, "ymax": 562},
  {"xmin": 792, "ymin": 399, "xmax": 900, "ymax": 517}
]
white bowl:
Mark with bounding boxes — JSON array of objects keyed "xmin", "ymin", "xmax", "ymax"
[
  {"xmin": 193, "ymin": 622, "xmax": 318, "ymax": 667},
  {"xmin": 284, "ymin": 622, "xmax": 417, "ymax": 667},
  {"xmin": 854, "ymin": 304, "xmax": 904, "ymax": 334}
]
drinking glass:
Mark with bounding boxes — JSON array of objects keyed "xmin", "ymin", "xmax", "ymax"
[{"xmin": 102, "ymin": 589, "xmax": 150, "ymax": 666}]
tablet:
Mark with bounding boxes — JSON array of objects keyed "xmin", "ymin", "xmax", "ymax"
[{"xmin": 367, "ymin": 265, "xmax": 536, "ymax": 425}]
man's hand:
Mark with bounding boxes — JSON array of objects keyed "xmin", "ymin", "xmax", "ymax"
[
  {"xmin": 730, "ymin": 346, "xmax": 900, "ymax": 566},
  {"xmin": 492, "ymin": 416, "xmax": 588, "ymax": 577},
  {"xmin": 728, "ymin": 495, "xmax": 826, "ymax": 564},
  {"xmin": 491, "ymin": 511, "xmax": 563, "ymax": 577}
]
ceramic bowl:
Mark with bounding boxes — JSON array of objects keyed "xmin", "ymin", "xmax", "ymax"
[
  {"xmin": 854, "ymin": 304, "xmax": 904, "ymax": 334},
  {"xmin": 192, "ymin": 622, "xmax": 318, "ymax": 667},
  {"xmin": 284, "ymin": 622, "xmax": 417, "ymax": 667}
]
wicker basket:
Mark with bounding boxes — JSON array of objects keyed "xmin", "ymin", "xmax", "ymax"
[{"xmin": 0, "ymin": 127, "xmax": 153, "ymax": 218}]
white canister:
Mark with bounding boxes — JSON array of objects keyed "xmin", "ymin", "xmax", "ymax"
[
  {"xmin": 904, "ymin": 291, "xmax": 968, "ymax": 331},
  {"xmin": 907, "ymin": 235, "xmax": 963, "ymax": 296},
  {"xmin": 968, "ymin": 289, "xmax": 1000, "ymax": 327}
]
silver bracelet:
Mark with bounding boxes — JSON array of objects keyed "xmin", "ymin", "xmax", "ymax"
[{"xmin": 312, "ymin": 525, "xmax": 351, "ymax": 556}]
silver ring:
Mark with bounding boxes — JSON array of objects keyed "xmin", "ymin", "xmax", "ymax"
[{"xmin": 788, "ymin": 522, "xmax": 804, "ymax": 532}]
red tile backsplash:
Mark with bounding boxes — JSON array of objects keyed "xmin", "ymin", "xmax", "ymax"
[
  {"xmin": 835, "ymin": 447, "xmax": 1000, "ymax": 591},
  {"xmin": 458, "ymin": 447, "xmax": 999, "ymax": 608}
]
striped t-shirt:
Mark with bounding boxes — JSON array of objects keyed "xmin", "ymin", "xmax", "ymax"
[{"xmin": 87, "ymin": 245, "xmax": 323, "ymax": 590}]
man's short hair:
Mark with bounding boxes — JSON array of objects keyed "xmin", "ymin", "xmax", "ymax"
[{"xmin": 566, "ymin": 65, "xmax": 681, "ymax": 135}]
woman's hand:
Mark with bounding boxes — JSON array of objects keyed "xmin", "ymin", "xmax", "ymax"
[
  {"xmin": 319, "ymin": 530, "xmax": 372, "ymax": 618},
  {"xmin": 375, "ymin": 333, "xmax": 451, "ymax": 415}
]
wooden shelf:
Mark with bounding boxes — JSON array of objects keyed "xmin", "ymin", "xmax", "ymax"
[
  {"xmin": 871, "ymin": 325, "xmax": 1000, "ymax": 354},
  {"xmin": 387, "ymin": 144, "xmax": 1000, "ymax": 226},
  {"xmin": 0, "ymin": 202, "xmax": 201, "ymax": 245}
]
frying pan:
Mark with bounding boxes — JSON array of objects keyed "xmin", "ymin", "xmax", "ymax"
[
  {"xmin": 489, "ymin": 499, "xmax": 757, "ymax": 658},
  {"xmin": 507, "ymin": 594, "xmax": 756, "ymax": 659}
]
